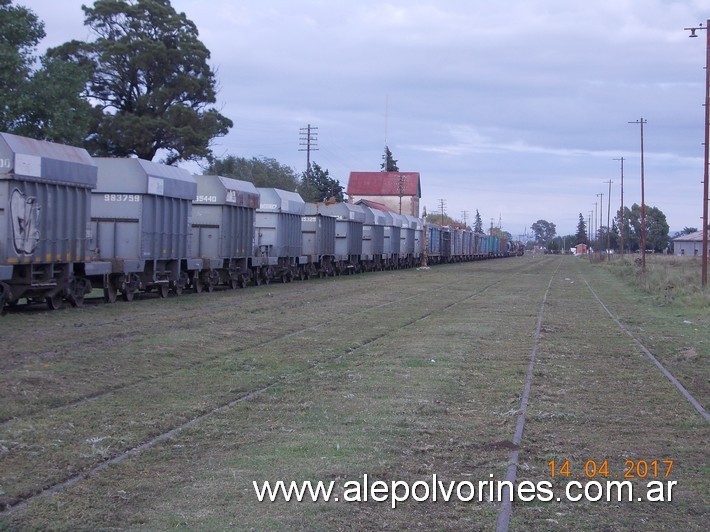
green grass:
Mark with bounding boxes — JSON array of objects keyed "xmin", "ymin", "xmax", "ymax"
[{"xmin": 0, "ymin": 255, "xmax": 707, "ymax": 530}]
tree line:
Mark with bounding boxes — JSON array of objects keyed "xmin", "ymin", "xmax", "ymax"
[
  {"xmin": 530, "ymin": 203, "xmax": 683, "ymax": 254},
  {"xmin": 0, "ymin": 0, "xmax": 350, "ymax": 202}
]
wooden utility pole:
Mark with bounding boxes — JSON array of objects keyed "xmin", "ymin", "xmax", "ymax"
[
  {"xmin": 299, "ymin": 124, "xmax": 319, "ymax": 177},
  {"xmin": 614, "ymin": 157, "xmax": 625, "ymax": 256}
]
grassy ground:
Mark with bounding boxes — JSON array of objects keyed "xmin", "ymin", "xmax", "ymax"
[{"xmin": 0, "ymin": 255, "xmax": 707, "ymax": 530}]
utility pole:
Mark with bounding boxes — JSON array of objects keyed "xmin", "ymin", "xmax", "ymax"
[
  {"xmin": 461, "ymin": 210, "xmax": 469, "ymax": 227},
  {"xmin": 593, "ymin": 202, "xmax": 597, "ymax": 246},
  {"xmin": 684, "ymin": 21, "xmax": 709, "ymax": 287},
  {"xmin": 605, "ymin": 179, "xmax": 613, "ymax": 261},
  {"xmin": 299, "ymin": 124, "xmax": 319, "ymax": 177},
  {"xmin": 629, "ymin": 118, "xmax": 647, "ymax": 272},
  {"xmin": 596, "ymin": 193, "xmax": 604, "ymax": 247},
  {"xmin": 588, "ymin": 211, "xmax": 593, "ymax": 244},
  {"xmin": 614, "ymin": 157, "xmax": 625, "ymax": 257},
  {"xmin": 438, "ymin": 199, "xmax": 446, "ymax": 224}
]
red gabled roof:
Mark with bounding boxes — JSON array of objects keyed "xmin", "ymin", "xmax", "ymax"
[
  {"xmin": 354, "ymin": 198, "xmax": 398, "ymax": 213},
  {"xmin": 347, "ymin": 171, "xmax": 421, "ymax": 197}
]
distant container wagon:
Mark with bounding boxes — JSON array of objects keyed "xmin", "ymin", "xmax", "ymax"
[
  {"xmin": 191, "ymin": 175, "xmax": 260, "ymax": 290},
  {"xmin": 462, "ymin": 229, "xmax": 474, "ymax": 259},
  {"xmin": 487, "ymin": 235, "xmax": 499, "ymax": 256},
  {"xmin": 452, "ymin": 227, "xmax": 463, "ymax": 260},
  {"xmin": 89, "ymin": 158, "xmax": 199, "ymax": 302},
  {"xmin": 441, "ymin": 226, "xmax": 452, "ymax": 261},
  {"xmin": 302, "ymin": 203, "xmax": 336, "ymax": 278},
  {"xmin": 0, "ymin": 132, "xmax": 100, "ymax": 309},
  {"xmin": 427, "ymin": 223, "xmax": 441, "ymax": 264},
  {"xmin": 254, "ymin": 188, "xmax": 305, "ymax": 283}
]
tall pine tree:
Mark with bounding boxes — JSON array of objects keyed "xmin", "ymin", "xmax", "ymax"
[{"xmin": 575, "ymin": 213, "xmax": 588, "ymax": 244}]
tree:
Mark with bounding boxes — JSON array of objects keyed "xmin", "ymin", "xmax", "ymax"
[
  {"xmin": 380, "ymin": 145, "xmax": 399, "ymax": 172},
  {"xmin": 0, "ymin": 0, "xmax": 43, "ymax": 131},
  {"xmin": 616, "ymin": 204, "xmax": 669, "ymax": 253},
  {"xmin": 575, "ymin": 213, "xmax": 587, "ymax": 245},
  {"xmin": 474, "ymin": 209, "xmax": 483, "ymax": 233},
  {"xmin": 549, "ymin": 234, "xmax": 575, "ymax": 253},
  {"xmin": 425, "ymin": 213, "xmax": 468, "ymax": 229},
  {"xmin": 205, "ymin": 155, "xmax": 299, "ymax": 191},
  {"xmin": 297, "ymin": 162, "xmax": 344, "ymax": 202},
  {"xmin": 15, "ymin": 54, "xmax": 94, "ymax": 145},
  {"xmin": 52, "ymin": 0, "xmax": 232, "ymax": 164},
  {"xmin": 531, "ymin": 219, "xmax": 557, "ymax": 247},
  {"xmin": 0, "ymin": 0, "xmax": 92, "ymax": 143},
  {"xmin": 674, "ymin": 227, "xmax": 698, "ymax": 237}
]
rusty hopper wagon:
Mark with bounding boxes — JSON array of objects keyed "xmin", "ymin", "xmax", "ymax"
[
  {"xmin": 89, "ymin": 157, "xmax": 199, "ymax": 302},
  {"xmin": 0, "ymin": 132, "xmax": 102, "ymax": 309},
  {"xmin": 191, "ymin": 175, "xmax": 260, "ymax": 291}
]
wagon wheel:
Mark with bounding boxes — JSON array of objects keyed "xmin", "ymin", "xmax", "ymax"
[
  {"xmin": 46, "ymin": 292, "xmax": 63, "ymax": 311},
  {"xmin": 173, "ymin": 272, "xmax": 188, "ymax": 296},
  {"xmin": 193, "ymin": 277, "xmax": 204, "ymax": 294},
  {"xmin": 68, "ymin": 292, "xmax": 85, "ymax": 308},
  {"xmin": 158, "ymin": 284, "xmax": 169, "ymax": 298},
  {"xmin": 238, "ymin": 274, "xmax": 249, "ymax": 288},
  {"xmin": 205, "ymin": 282, "xmax": 215, "ymax": 293},
  {"xmin": 104, "ymin": 283, "xmax": 118, "ymax": 303},
  {"xmin": 297, "ymin": 267, "xmax": 306, "ymax": 281},
  {"xmin": 261, "ymin": 266, "xmax": 271, "ymax": 285},
  {"xmin": 122, "ymin": 287, "xmax": 136, "ymax": 302},
  {"xmin": 230, "ymin": 278, "xmax": 239, "ymax": 289}
]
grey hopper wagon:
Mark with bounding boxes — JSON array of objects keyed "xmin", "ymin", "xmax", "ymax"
[
  {"xmin": 359, "ymin": 205, "xmax": 386, "ymax": 271},
  {"xmin": 308, "ymin": 202, "xmax": 365, "ymax": 275},
  {"xmin": 254, "ymin": 188, "xmax": 305, "ymax": 283},
  {"xmin": 393, "ymin": 213, "xmax": 415, "ymax": 268},
  {"xmin": 380, "ymin": 211, "xmax": 402, "ymax": 270},
  {"xmin": 405, "ymin": 215, "xmax": 423, "ymax": 264},
  {"xmin": 0, "ymin": 132, "xmax": 101, "ymax": 309},
  {"xmin": 89, "ymin": 158, "xmax": 198, "ymax": 302},
  {"xmin": 302, "ymin": 203, "xmax": 336, "ymax": 278},
  {"xmin": 192, "ymin": 175, "xmax": 259, "ymax": 290}
]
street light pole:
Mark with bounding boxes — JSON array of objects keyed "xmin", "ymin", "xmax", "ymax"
[
  {"xmin": 684, "ymin": 21, "xmax": 709, "ymax": 288},
  {"xmin": 629, "ymin": 118, "xmax": 647, "ymax": 272}
]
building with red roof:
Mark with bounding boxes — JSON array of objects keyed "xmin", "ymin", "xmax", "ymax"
[{"xmin": 346, "ymin": 171, "xmax": 421, "ymax": 216}]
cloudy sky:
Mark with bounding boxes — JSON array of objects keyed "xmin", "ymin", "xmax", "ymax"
[{"xmin": 26, "ymin": 0, "xmax": 709, "ymax": 236}]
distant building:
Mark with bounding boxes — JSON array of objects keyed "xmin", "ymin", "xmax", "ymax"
[
  {"xmin": 673, "ymin": 230, "xmax": 709, "ymax": 256},
  {"xmin": 574, "ymin": 243, "xmax": 588, "ymax": 255},
  {"xmin": 353, "ymin": 198, "xmax": 398, "ymax": 213},
  {"xmin": 347, "ymin": 171, "xmax": 421, "ymax": 217}
]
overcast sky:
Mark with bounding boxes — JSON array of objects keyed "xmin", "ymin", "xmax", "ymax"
[{"xmin": 26, "ymin": 0, "xmax": 710, "ymax": 236}]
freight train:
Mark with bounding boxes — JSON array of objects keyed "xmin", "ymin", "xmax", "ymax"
[{"xmin": 0, "ymin": 132, "xmax": 523, "ymax": 311}]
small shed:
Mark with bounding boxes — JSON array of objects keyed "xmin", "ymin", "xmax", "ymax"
[
  {"xmin": 575, "ymin": 243, "xmax": 588, "ymax": 255},
  {"xmin": 673, "ymin": 230, "xmax": 708, "ymax": 256}
]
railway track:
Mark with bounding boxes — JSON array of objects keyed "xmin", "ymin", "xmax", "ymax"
[{"xmin": 1, "ymin": 257, "xmax": 548, "ymax": 516}]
